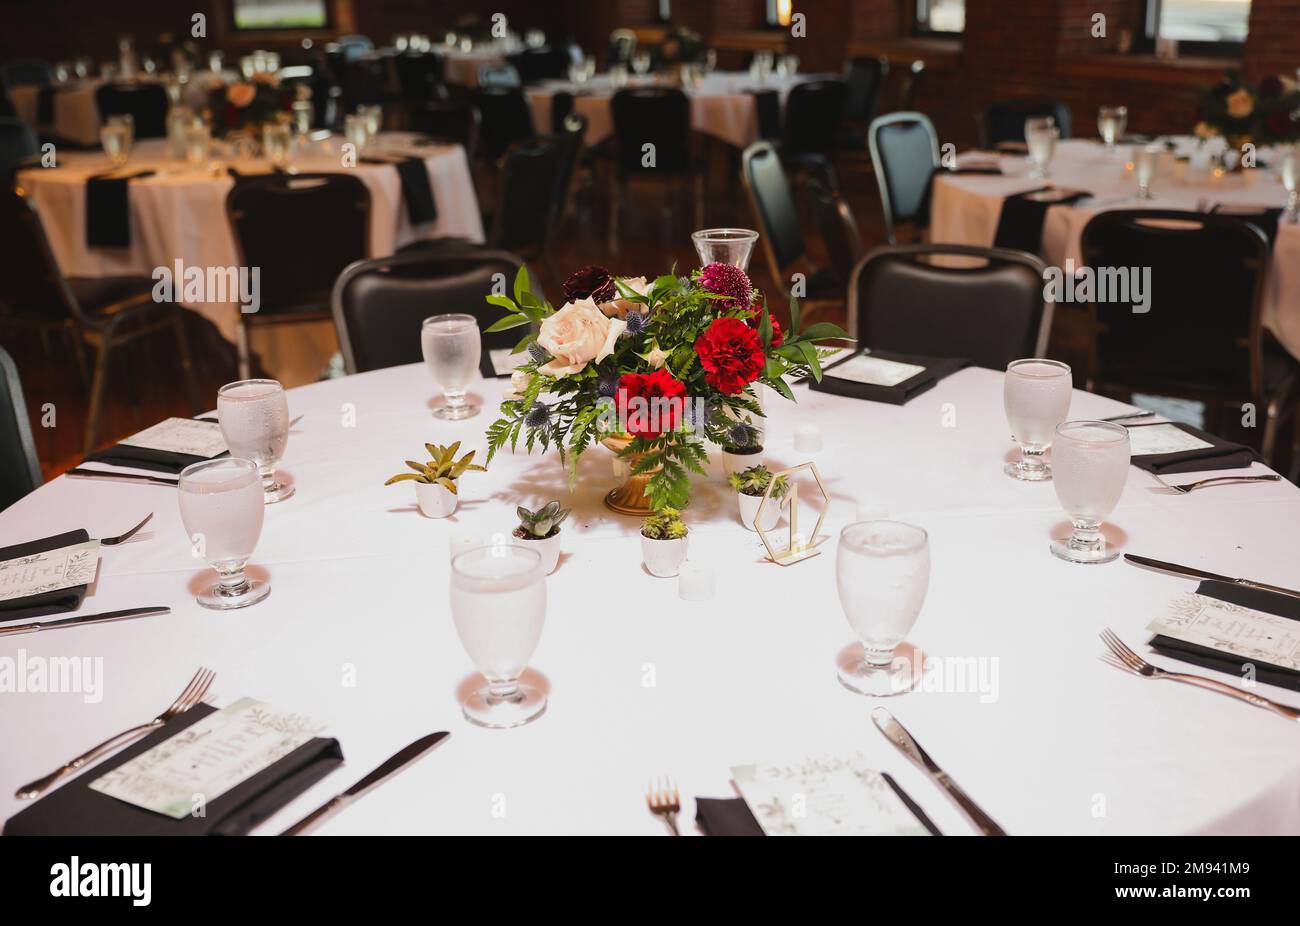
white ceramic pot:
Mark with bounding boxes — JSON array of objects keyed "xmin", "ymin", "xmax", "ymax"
[
  {"xmin": 737, "ymin": 491, "xmax": 781, "ymax": 532},
  {"xmin": 515, "ymin": 530, "xmax": 561, "ymax": 574},
  {"xmin": 415, "ymin": 481, "xmax": 458, "ymax": 518},
  {"xmin": 641, "ymin": 534, "xmax": 688, "ymax": 577},
  {"xmin": 721, "ymin": 446, "xmax": 764, "ymax": 477}
]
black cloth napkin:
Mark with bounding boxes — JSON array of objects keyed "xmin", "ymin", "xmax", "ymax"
[
  {"xmin": 695, "ymin": 773, "xmax": 942, "ymax": 836},
  {"xmin": 992, "ymin": 187, "xmax": 1092, "ymax": 254},
  {"xmin": 85, "ymin": 422, "xmax": 226, "ymax": 474},
  {"xmin": 0, "ymin": 529, "xmax": 91, "ymax": 622},
  {"xmin": 85, "ymin": 170, "xmax": 154, "ymax": 248},
  {"xmin": 4, "ymin": 702, "xmax": 344, "ymax": 836},
  {"xmin": 810, "ymin": 349, "xmax": 970, "ymax": 406},
  {"xmin": 1149, "ymin": 580, "xmax": 1300, "ymax": 692},
  {"xmin": 1127, "ymin": 421, "xmax": 1261, "ymax": 475},
  {"xmin": 37, "ymin": 85, "xmax": 56, "ymax": 125},
  {"xmin": 364, "ymin": 155, "xmax": 438, "ymax": 225}
]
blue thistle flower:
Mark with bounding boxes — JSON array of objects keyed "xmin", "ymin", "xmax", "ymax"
[
  {"xmin": 597, "ymin": 371, "xmax": 620, "ymax": 397},
  {"xmin": 623, "ymin": 311, "xmax": 647, "ymax": 337},
  {"xmin": 527, "ymin": 341, "xmax": 549, "ymax": 364},
  {"xmin": 727, "ymin": 420, "xmax": 757, "ymax": 448},
  {"xmin": 525, "ymin": 402, "xmax": 551, "ymax": 429}
]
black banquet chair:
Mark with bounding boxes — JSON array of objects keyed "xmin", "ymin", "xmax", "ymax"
[
  {"xmin": 477, "ymin": 63, "xmax": 522, "ymax": 89},
  {"xmin": 848, "ymin": 244, "xmax": 1051, "ymax": 371},
  {"xmin": 488, "ymin": 135, "xmax": 568, "ymax": 281},
  {"xmin": 226, "ymin": 173, "xmax": 370, "ymax": 379},
  {"xmin": 979, "ymin": 98, "xmax": 1072, "ymax": 150},
  {"xmin": 94, "ymin": 83, "xmax": 169, "ymax": 139},
  {"xmin": 411, "ymin": 100, "xmax": 480, "ymax": 162},
  {"xmin": 1, "ymin": 58, "xmax": 51, "ymax": 92},
  {"xmin": 779, "ymin": 78, "xmax": 849, "ymax": 188},
  {"xmin": 868, "ymin": 111, "xmax": 940, "ymax": 244},
  {"xmin": 1080, "ymin": 210, "xmax": 1299, "ymax": 462},
  {"xmin": 1, "ymin": 117, "xmax": 39, "ymax": 184},
  {"xmin": 507, "ymin": 47, "xmax": 572, "ymax": 84},
  {"xmin": 472, "ymin": 87, "xmax": 534, "ymax": 163},
  {"xmin": 0, "ymin": 186, "xmax": 200, "ymax": 455},
  {"xmin": 0, "ymin": 345, "xmax": 42, "ymax": 511},
  {"xmin": 332, "ymin": 248, "xmax": 535, "ymax": 375}
]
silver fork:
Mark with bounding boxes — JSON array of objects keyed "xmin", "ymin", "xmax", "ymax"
[
  {"xmin": 15, "ymin": 667, "xmax": 216, "ymax": 799},
  {"xmin": 1166, "ymin": 475, "xmax": 1281, "ymax": 494},
  {"xmin": 1099, "ymin": 629, "xmax": 1300, "ymax": 721},
  {"xmin": 646, "ymin": 777, "xmax": 682, "ymax": 835},
  {"xmin": 99, "ymin": 512, "xmax": 154, "ymax": 546}
]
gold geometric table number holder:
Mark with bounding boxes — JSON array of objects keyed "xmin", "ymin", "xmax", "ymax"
[{"xmin": 754, "ymin": 461, "xmax": 830, "ymax": 566}]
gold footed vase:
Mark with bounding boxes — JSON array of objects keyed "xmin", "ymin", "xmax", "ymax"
[{"xmin": 601, "ymin": 434, "xmax": 657, "ymax": 516}]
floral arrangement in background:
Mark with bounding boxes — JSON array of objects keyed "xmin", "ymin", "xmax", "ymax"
[
  {"xmin": 485, "ymin": 264, "xmax": 848, "ymax": 510},
  {"xmin": 1195, "ymin": 72, "xmax": 1300, "ymax": 148},
  {"xmin": 207, "ymin": 72, "xmax": 304, "ymax": 133}
]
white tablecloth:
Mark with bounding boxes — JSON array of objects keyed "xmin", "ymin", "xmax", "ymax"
[
  {"xmin": 2, "ymin": 365, "xmax": 1298, "ymax": 835},
  {"xmin": 15, "ymin": 136, "xmax": 484, "ymax": 342},
  {"xmin": 931, "ymin": 139, "xmax": 1300, "ymax": 361}
]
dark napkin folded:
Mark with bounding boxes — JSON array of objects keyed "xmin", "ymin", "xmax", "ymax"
[
  {"xmin": 993, "ymin": 187, "xmax": 1092, "ymax": 254},
  {"xmin": 364, "ymin": 155, "xmax": 438, "ymax": 225},
  {"xmin": 810, "ymin": 349, "xmax": 970, "ymax": 406},
  {"xmin": 1149, "ymin": 580, "xmax": 1300, "ymax": 692},
  {"xmin": 85, "ymin": 170, "xmax": 155, "ymax": 248},
  {"xmin": 4, "ymin": 702, "xmax": 344, "ymax": 836},
  {"xmin": 84, "ymin": 442, "xmax": 222, "ymax": 475},
  {"xmin": 696, "ymin": 773, "xmax": 942, "ymax": 836},
  {"xmin": 1127, "ymin": 421, "xmax": 1261, "ymax": 476},
  {"xmin": 0, "ymin": 529, "xmax": 91, "ymax": 622}
]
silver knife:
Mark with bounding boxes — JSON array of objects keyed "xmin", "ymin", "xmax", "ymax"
[
  {"xmin": 871, "ymin": 708, "xmax": 1006, "ymax": 836},
  {"xmin": 66, "ymin": 468, "xmax": 179, "ymax": 487},
  {"xmin": 279, "ymin": 731, "xmax": 450, "ymax": 836},
  {"xmin": 1124, "ymin": 553, "xmax": 1300, "ymax": 600},
  {"xmin": 0, "ymin": 606, "xmax": 170, "ymax": 636}
]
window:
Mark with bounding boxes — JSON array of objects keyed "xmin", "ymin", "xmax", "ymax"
[
  {"xmin": 916, "ymin": 0, "xmax": 965, "ymax": 34},
  {"xmin": 231, "ymin": 0, "xmax": 330, "ymax": 31},
  {"xmin": 1146, "ymin": 0, "xmax": 1250, "ymax": 46},
  {"xmin": 765, "ymin": 0, "xmax": 794, "ymax": 28}
]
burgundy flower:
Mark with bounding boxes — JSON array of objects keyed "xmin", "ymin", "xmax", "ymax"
[
  {"xmin": 698, "ymin": 262, "xmax": 752, "ymax": 313},
  {"xmin": 1259, "ymin": 75, "xmax": 1285, "ymax": 99},
  {"xmin": 562, "ymin": 265, "xmax": 616, "ymax": 304}
]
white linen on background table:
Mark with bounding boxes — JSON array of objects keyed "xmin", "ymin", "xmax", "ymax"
[
  {"xmin": 15, "ymin": 137, "xmax": 484, "ymax": 342},
  {"xmin": 2, "ymin": 365, "xmax": 1299, "ymax": 835},
  {"xmin": 930, "ymin": 139, "xmax": 1300, "ymax": 362}
]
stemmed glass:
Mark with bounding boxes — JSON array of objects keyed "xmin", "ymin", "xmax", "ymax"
[
  {"xmin": 1025, "ymin": 117, "xmax": 1058, "ymax": 179},
  {"xmin": 836, "ymin": 521, "xmax": 930, "ymax": 697},
  {"xmin": 1050, "ymin": 421, "xmax": 1131, "ymax": 564},
  {"xmin": 1281, "ymin": 145, "xmax": 1298, "ymax": 224},
  {"xmin": 178, "ymin": 457, "xmax": 270, "ymax": 609},
  {"xmin": 422, "ymin": 314, "xmax": 482, "ymax": 419},
  {"xmin": 1004, "ymin": 359, "xmax": 1072, "ymax": 480},
  {"xmin": 450, "ymin": 545, "xmax": 548, "ymax": 728},
  {"xmin": 217, "ymin": 379, "xmax": 294, "ymax": 503},
  {"xmin": 692, "ymin": 228, "xmax": 759, "ymax": 270},
  {"xmin": 1097, "ymin": 105, "xmax": 1127, "ymax": 150},
  {"xmin": 100, "ymin": 115, "xmax": 134, "ymax": 168},
  {"xmin": 631, "ymin": 50, "xmax": 652, "ymax": 76},
  {"xmin": 357, "ymin": 104, "xmax": 382, "ymax": 139},
  {"xmin": 1135, "ymin": 143, "xmax": 1161, "ymax": 200},
  {"xmin": 343, "ymin": 114, "xmax": 370, "ymax": 152}
]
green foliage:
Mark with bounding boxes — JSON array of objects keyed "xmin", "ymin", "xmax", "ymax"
[
  {"xmin": 384, "ymin": 441, "xmax": 486, "ymax": 494},
  {"xmin": 514, "ymin": 500, "xmax": 570, "ymax": 539},
  {"xmin": 727, "ymin": 464, "xmax": 788, "ymax": 498},
  {"xmin": 641, "ymin": 507, "xmax": 688, "ymax": 540}
]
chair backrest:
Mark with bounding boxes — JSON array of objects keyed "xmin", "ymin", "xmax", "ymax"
[
  {"xmin": 1079, "ymin": 210, "xmax": 1268, "ymax": 398},
  {"xmin": 490, "ymin": 136, "xmax": 566, "ymax": 252},
  {"xmin": 550, "ymin": 113, "xmax": 587, "ymax": 231},
  {"xmin": 0, "ymin": 117, "xmax": 38, "ymax": 183},
  {"xmin": 336, "ymin": 35, "xmax": 375, "ymax": 62},
  {"xmin": 610, "ymin": 87, "xmax": 691, "ymax": 173},
  {"xmin": 507, "ymin": 47, "xmax": 571, "ymax": 84},
  {"xmin": 478, "ymin": 63, "xmax": 521, "ymax": 88},
  {"xmin": 979, "ymin": 98, "xmax": 1072, "ymax": 149},
  {"xmin": 2, "ymin": 58, "xmax": 51, "ymax": 91},
  {"xmin": 226, "ymin": 173, "xmax": 370, "ymax": 315},
  {"xmin": 868, "ymin": 111, "xmax": 939, "ymax": 243},
  {"xmin": 0, "ymin": 185, "xmax": 82, "ymax": 324},
  {"xmin": 741, "ymin": 141, "xmax": 806, "ymax": 273},
  {"xmin": 332, "ymin": 248, "xmax": 532, "ymax": 374},
  {"xmin": 94, "ymin": 83, "xmax": 169, "ymax": 139},
  {"xmin": 782, "ymin": 78, "xmax": 848, "ymax": 157},
  {"xmin": 0, "ymin": 345, "xmax": 40, "ymax": 511},
  {"xmin": 843, "ymin": 56, "xmax": 888, "ymax": 123},
  {"xmin": 411, "ymin": 100, "xmax": 480, "ymax": 161},
  {"xmin": 394, "ymin": 51, "xmax": 445, "ymax": 99},
  {"xmin": 472, "ymin": 86, "xmax": 534, "ymax": 161},
  {"xmin": 807, "ymin": 178, "xmax": 864, "ymax": 286},
  {"xmin": 849, "ymin": 244, "xmax": 1051, "ymax": 369}
]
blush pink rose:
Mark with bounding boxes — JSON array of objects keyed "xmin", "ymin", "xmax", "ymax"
[
  {"xmin": 536, "ymin": 298, "xmax": 626, "ymax": 377},
  {"xmin": 227, "ymin": 83, "xmax": 256, "ymax": 108},
  {"xmin": 599, "ymin": 275, "xmax": 651, "ymax": 319},
  {"xmin": 1226, "ymin": 88, "xmax": 1255, "ymax": 119}
]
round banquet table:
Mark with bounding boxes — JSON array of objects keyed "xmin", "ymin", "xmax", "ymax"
[
  {"xmin": 528, "ymin": 72, "xmax": 813, "ymax": 150},
  {"xmin": 2, "ymin": 364, "xmax": 1299, "ymax": 836},
  {"xmin": 931, "ymin": 138, "xmax": 1300, "ymax": 362}
]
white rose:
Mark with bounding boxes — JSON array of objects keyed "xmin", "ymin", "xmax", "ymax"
[
  {"xmin": 536, "ymin": 298, "xmax": 626, "ymax": 377},
  {"xmin": 643, "ymin": 344, "xmax": 669, "ymax": 368},
  {"xmin": 504, "ymin": 368, "xmax": 533, "ymax": 400}
]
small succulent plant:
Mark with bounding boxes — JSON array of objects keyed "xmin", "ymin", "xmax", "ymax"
[
  {"xmin": 384, "ymin": 441, "xmax": 486, "ymax": 493},
  {"xmin": 728, "ymin": 464, "xmax": 788, "ymax": 499},
  {"xmin": 641, "ymin": 507, "xmax": 688, "ymax": 540},
  {"xmin": 514, "ymin": 500, "xmax": 571, "ymax": 539}
]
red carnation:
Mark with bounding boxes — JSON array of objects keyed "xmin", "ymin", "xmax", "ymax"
[
  {"xmin": 695, "ymin": 317, "xmax": 765, "ymax": 395},
  {"xmin": 616, "ymin": 369, "xmax": 687, "ymax": 439}
]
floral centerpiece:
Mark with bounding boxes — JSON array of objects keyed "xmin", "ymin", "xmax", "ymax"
[
  {"xmin": 483, "ymin": 262, "xmax": 848, "ymax": 513},
  {"xmin": 207, "ymin": 72, "xmax": 303, "ymax": 135},
  {"xmin": 1195, "ymin": 72, "xmax": 1300, "ymax": 152}
]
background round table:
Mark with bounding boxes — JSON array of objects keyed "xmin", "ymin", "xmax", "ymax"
[{"xmin": 2, "ymin": 365, "xmax": 1298, "ymax": 835}]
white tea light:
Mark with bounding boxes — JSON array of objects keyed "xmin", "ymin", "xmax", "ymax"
[
  {"xmin": 793, "ymin": 423, "xmax": 822, "ymax": 453},
  {"xmin": 678, "ymin": 561, "xmax": 716, "ymax": 601}
]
